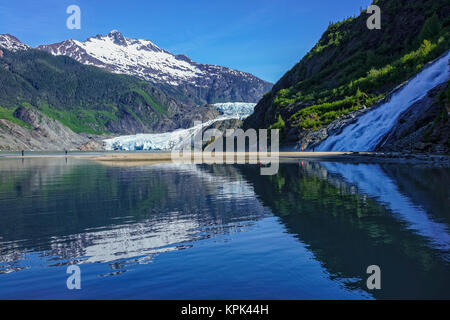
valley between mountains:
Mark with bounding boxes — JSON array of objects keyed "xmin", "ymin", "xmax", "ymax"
[
  {"xmin": 0, "ymin": 32, "xmax": 271, "ymax": 151},
  {"xmin": 0, "ymin": 0, "xmax": 449, "ymax": 153}
]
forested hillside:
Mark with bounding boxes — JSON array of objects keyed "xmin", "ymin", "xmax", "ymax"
[
  {"xmin": 244, "ymin": 0, "xmax": 450, "ymax": 145},
  {"xmin": 0, "ymin": 49, "xmax": 217, "ymax": 135}
]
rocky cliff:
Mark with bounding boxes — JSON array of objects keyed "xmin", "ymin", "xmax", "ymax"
[
  {"xmin": 378, "ymin": 81, "xmax": 449, "ymax": 153},
  {"xmin": 0, "ymin": 107, "xmax": 97, "ymax": 151}
]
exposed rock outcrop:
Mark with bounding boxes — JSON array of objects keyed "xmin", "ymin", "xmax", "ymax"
[
  {"xmin": 79, "ymin": 140, "xmax": 102, "ymax": 151},
  {"xmin": 377, "ymin": 82, "xmax": 449, "ymax": 154},
  {"xmin": 0, "ymin": 107, "xmax": 95, "ymax": 151},
  {"xmin": 289, "ymin": 107, "xmax": 371, "ymax": 150}
]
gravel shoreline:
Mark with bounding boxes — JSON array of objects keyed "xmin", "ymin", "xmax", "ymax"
[{"xmin": 1, "ymin": 151, "xmax": 449, "ymax": 166}]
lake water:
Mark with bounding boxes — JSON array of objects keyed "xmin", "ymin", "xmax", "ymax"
[{"xmin": 0, "ymin": 158, "xmax": 449, "ymax": 299}]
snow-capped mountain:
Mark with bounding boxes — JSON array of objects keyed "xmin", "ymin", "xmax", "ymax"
[
  {"xmin": 0, "ymin": 34, "xmax": 30, "ymax": 52},
  {"xmin": 37, "ymin": 30, "xmax": 273, "ymax": 105}
]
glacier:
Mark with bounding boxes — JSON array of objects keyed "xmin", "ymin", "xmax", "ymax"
[
  {"xmin": 104, "ymin": 102, "xmax": 256, "ymax": 151},
  {"xmin": 212, "ymin": 102, "xmax": 256, "ymax": 120},
  {"xmin": 316, "ymin": 50, "xmax": 450, "ymax": 151}
]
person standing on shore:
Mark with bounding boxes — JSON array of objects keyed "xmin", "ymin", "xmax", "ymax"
[{"xmin": 21, "ymin": 150, "xmax": 24, "ymax": 157}]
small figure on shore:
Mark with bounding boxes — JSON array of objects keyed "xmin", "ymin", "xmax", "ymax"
[
  {"xmin": 65, "ymin": 149, "xmax": 68, "ymax": 156},
  {"xmin": 21, "ymin": 150, "xmax": 24, "ymax": 157}
]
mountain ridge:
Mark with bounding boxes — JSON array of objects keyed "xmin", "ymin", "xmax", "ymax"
[
  {"xmin": 0, "ymin": 34, "xmax": 30, "ymax": 52},
  {"xmin": 0, "ymin": 47, "xmax": 220, "ymax": 137},
  {"xmin": 35, "ymin": 30, "xmax": 273, "ymax": 105}
]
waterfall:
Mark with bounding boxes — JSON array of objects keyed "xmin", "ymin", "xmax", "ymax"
[{"xmin": 317, "ymin": 51, "xmax": 450, "ymax": 152}]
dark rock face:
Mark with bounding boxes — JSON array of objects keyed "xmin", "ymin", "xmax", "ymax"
[
  {"xmin": 108, "ymin": 30, "xmax": 127, "ymax": 46},
  {"xmin": 176, "ymin": 69, "xmax": 272, "ymax": 105},
  {"xmin": 170, "ymin": 106, "xmax": 220, "ymax": 130},
  {"xmin": 13, "ymin": 106, "xmax": 40, "ymax": 128},
  {"xmin": 377, "ymin": 82, "xmax": 450, "ymax": 154},
  {"xmin": 201, "ymin": 118, "xmax": 244, "ymax": 150},
  {"xmin": 105, "ymin": 112, "xmax": 148, "ymax": 135},
  {"xmin": 204, "ymin": 118, "xmax": 243, "ymax": 133}
]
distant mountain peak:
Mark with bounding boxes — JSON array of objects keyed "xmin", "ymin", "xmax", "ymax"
[
  {"xmin": 0, "ymin": 34, "xmax": 30, "ymax": 52},
  {"xmin": 106, "ymin": 30, "xmax": 127, "ymax": 46},
  {"xmin": 36, "ymin": 31, "xmax": 272, "ymax": 104}
]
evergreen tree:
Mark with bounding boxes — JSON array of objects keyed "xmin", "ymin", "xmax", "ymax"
[{"xmin": 418, "ymin": 14, "xmax": 442, "ymax": 42}]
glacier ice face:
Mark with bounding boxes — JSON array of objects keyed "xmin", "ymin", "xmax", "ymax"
[
  {"xmin": 104, "ymin": 102, "xmax": 256, "ymax": 151},
  {"xmin": 317, "ymin": 51, "xmax": 450, "ymax": 151},
  {"xmin": 212, "ymin": 102, "xmax": 256, "ymax": 120}
]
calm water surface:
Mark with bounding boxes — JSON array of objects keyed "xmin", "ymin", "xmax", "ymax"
[{"xmin": 0, "ymin": 158, "xmax": 449, "ymax": 299}]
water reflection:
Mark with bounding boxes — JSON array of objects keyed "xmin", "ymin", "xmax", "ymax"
[
  {"xmin": 0, "ymin": 160, "xmax": 268, "ymax": 272},
  {"xmin": 322, "ymin": 162, "xmax": 450, "ymax": 252},
  {"xmin": 0, "ymin": 158, "xmax": 448, "ymax": 299},
  {"xmin": 238, "ymin": 161, "xmax": 450, "ymax": 299}
]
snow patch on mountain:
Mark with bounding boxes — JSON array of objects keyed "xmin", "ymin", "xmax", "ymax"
[
  {"xmin": 0, "ymin": 34, "xmax": 30, "ymax": 52},
  {"xmin": 37, "ymin": 30, "xmax": 262, "ymax": 88}
]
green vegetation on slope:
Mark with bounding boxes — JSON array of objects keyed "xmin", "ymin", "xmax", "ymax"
[
  {"xmin": 277, "ymin": 20, "xmax": 448, "ymax": 130},
  {"xmin": 245, "ymin": 0, "xmax": 450, "ymax": 135},
  {"xmin": 0, "ymin": 106, "xmax": 32, "ymax": 129},
  {"xmin": 0, "ymin": 49, "xmax": 178, "ymax": 134},
  {"xmin": 132, "ymin": 88, "xmax": 167, "ymax": 117}
]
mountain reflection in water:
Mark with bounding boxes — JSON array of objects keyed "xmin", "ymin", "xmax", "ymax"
[{"xmin": 0, "ymin": 158, "xmax": 448, "ymax": 299}]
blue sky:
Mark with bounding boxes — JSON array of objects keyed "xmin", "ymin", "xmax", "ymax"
[{"xmin": 0, "ymin": 0, "xmax": 372, "ymax": 82}]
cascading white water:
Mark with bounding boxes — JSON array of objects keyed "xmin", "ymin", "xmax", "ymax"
[{"xmin": 317, "ymin": 51, "xmax": 450, "ymax": 151}]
